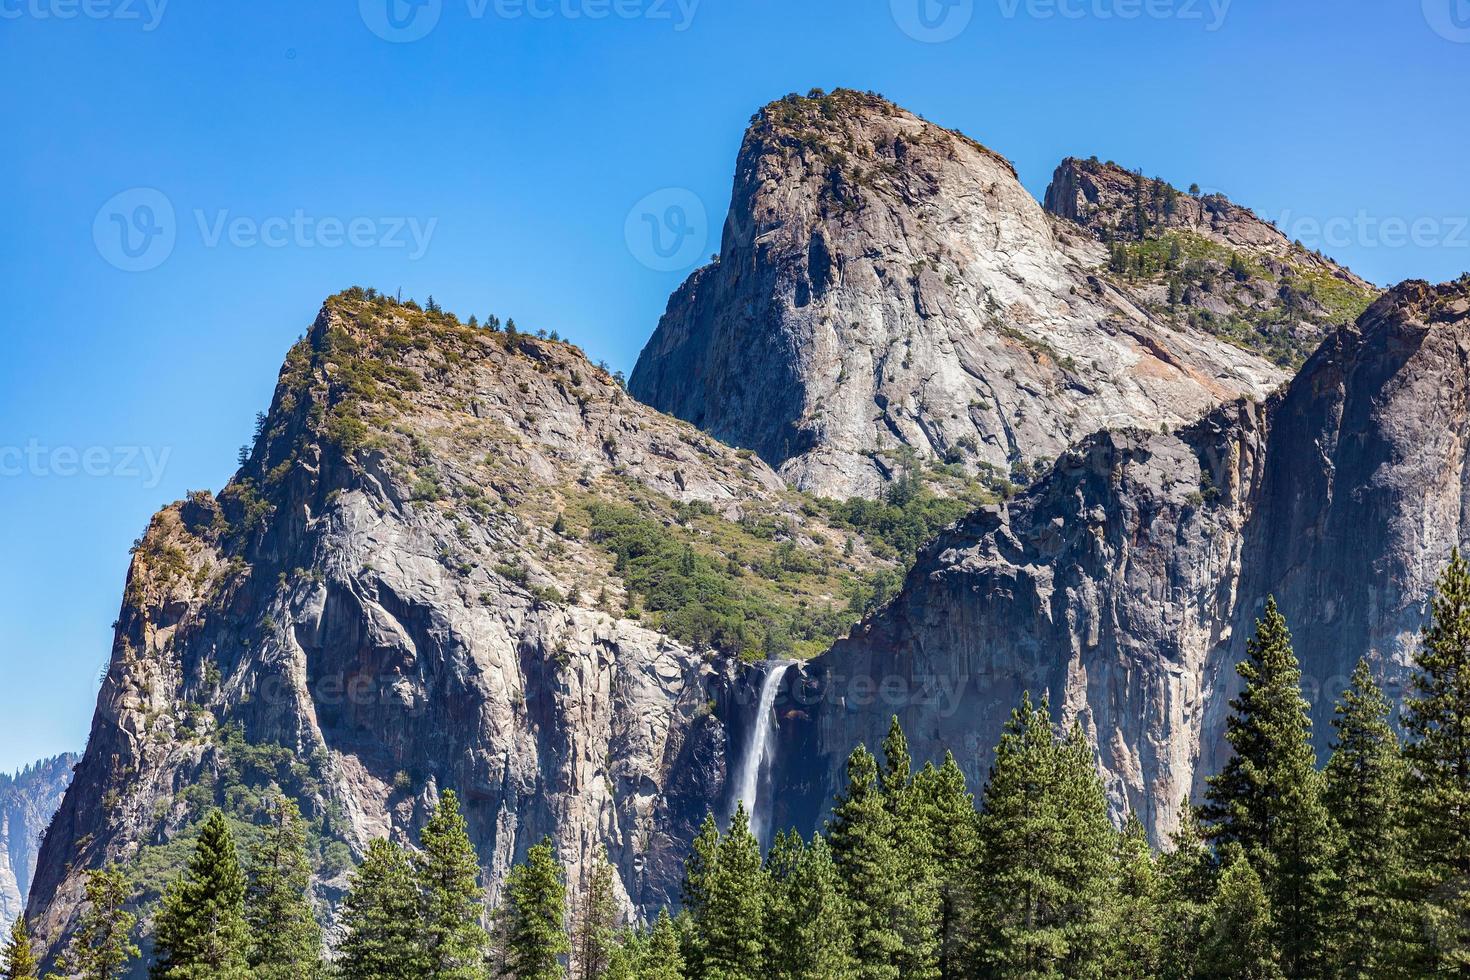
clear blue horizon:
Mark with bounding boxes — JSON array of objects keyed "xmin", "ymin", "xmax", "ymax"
[{"xmin": 2, "ymin": 0, "xmax": 1467, "ymax": 772}]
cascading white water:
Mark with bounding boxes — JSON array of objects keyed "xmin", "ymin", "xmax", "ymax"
[{"xmin": 729, "ymin": 660, "xmax": 795, "ymax": 844}]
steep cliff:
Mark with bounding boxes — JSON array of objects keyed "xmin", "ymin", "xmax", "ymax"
[
  {"xmin": 0, "ymin": 754, "xmax": 76, "ymax": 936},
  {"xmin": 630, "ymin": 90, "xmax": 1314, "ymax": 499},
  {"xmin": 25, "ymin": 291, "xmax": 894, "ymax": 968},
  {"xmin": 774, "ymin": 278, "xmax": 1470, "ymax": 844}
]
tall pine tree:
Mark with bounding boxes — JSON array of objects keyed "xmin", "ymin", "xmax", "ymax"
[
  {"xmin": 338, "ymin": 839, "xmax": 429, "ymax": 980},
  {"xmin": 1201, "ymin": 598, "xmax": 1334, "ymax": 977},
  {"xmin": 150, "ymin": 810, "xmax": 251, "ymax": 980},
  {"xmin": 877, "ymin": 719, "xmax": 940, "ymax": 980},
  {"xmin": 2, "ymin": 918, "xmax": 37, "ymax": 980},
  {"xmin": 912, "ymin": 753, "xmax": 978, "ymax": 980},
  {"xmin": 415, "ymin": 790, "xmax": 491, "ymax": 977},
  {"xmin": 50, "ymin": 867, "xmax": 138, "ymax": 980},
  {"xmin": 245, "ymin": 793, "xmax": 323, "ymax": 979},
  {"xmin": 763, "ymin": 830, "xmax": 853, "ymax": 979},
  {"xmin": 502, "ymin": 837, "xmax": 570, "ymax": 980},
  {"xmin": 1403, "ymin": 549, "xmax": 1470, "ymax": 974},
  {"xmin": 971, "ymin": 696, "xmax": 1115, "ymax": 979},
  {"xmin": 697, "ymin": 804, "xmax": 764, "ymax": 980},
  {"xmin": 679, "ymin": 812, "xmax": 720, "ymax": 977},
  {"xmin": 827, "ymin": 745, "xmax": 903, "ymax": 980},
  {"xmin": 1107, "ymin": 814, "xmax": 1163, "ymax": 979},
  {"xmin": 1323, "ymin": 658, "xmax": 1410, "ymax": 978}
]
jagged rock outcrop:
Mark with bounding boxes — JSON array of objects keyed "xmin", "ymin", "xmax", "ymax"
[
  {"xmin": 0, "ymin": 754, "xmax": 76, "ymax": 936},
  {"xmin": 631, "ymin": 90, "xmax": 1312, "ymax": 499},
  {"xmin": 1045, "ymin": 157, "xmax": 1378, "ymax": 367},
  {"xmin": 774, "ymin": 278, "xmax": 1470, "ymax": 844},
  {"xmin": 25, "ymin": 292, "xmax": 886, "ymax": 970}
]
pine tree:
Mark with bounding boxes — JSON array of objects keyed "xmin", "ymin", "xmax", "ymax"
[
  {"xmin": 50, "ymin": 867, "xmax": 138, "ymax": 980},
  {"xmin": 641, "ymin": 910, "xmax": 686, "ymax": 980},
  {"xmin": 1403, "ymin": 549, "xmax": 1470, "ymax": 974},
  {"xmin": 1201, "ymin": 598, "xmax": 1334, "ymax": 977},
  {"xmin": 572, "ymin": 848, "xmax": 619, "ymax": 980},
  {"xmin": 150, "ymin": 810, "xmax": 251, "ymax": 980},
  {"xmin": 607, "ymin": 911, "xmax": 684, "ymax": 980},
  {"xmin": 1156, "ymin": 800, "xmax": 1215, "ymax": 980},
  {"xmin": 698, "ymin": 805, "xmax": 764, "ymax": 980},
  {"xmin": 912, "ymin": 753, "xmax": 977, "ymax": 980},
  {"xmin": 1198, "ymin": 851, "xmax": 1285, "ymax": 980},
  {"xmin": 3, "ymin": 917, "xmax": 37, "ymax": 980},
  {"xmin": 245, "ymin": 793, "xmax": 323, "ymax": 980},
  {"xmin": 679, "ymin": 812, "xmax": 720, "ymax": 976},
  {"xmin": 877, "ymin": 719, "xmax": 939, "ymax": 980},
  {"xmin": 1323, "ymin": 659, "xmax": 1410, "ymax": 978},
  {"xmin": 827, "ymin": 745, "xmax": 902, "ymax": 980},
  {"xmin": 415, "ymin": 790, "xmax": 491, "ymax": 977},
  {"xmin": 338, "ymin": 839, "xmax": 429, "ymax": 980},
  {"xmin": 761, "ymin": 829, "xmax": 803, "ymax": 980},
  {"xmin": 763, "ymin": 830, "xmax": 853, "ymax": 979},
  {"xmin": 971, "ymin": 696, "xmax": 1115, "ymax": 979},
  {"xmin": 1107, "ymin": 814, "xmax": 1163, "ymax": 979},
  {"xmin": 503, "ymin": 837, "xmax": 570, "ymax": 980}
]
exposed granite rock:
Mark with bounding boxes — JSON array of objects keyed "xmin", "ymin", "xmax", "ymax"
[
  {"xmin": 0, "ymin": 755, "xmax": 76, "ymax": 936},
  {"xmin": 25, "ymin": 294, "xmax": 879, "ymax": 970},
  {"xmin": 775, "ymin": 278, "xmax": 1470, "ymax": 844},
  {"xmin": 631, "ymin": 90, "xmax": 1290, "ymax": 499}
]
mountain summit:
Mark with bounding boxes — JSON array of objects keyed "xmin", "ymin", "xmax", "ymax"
[{"xmin": 630, "ymin": 89, "xmax": 1370, "ymax": 498}]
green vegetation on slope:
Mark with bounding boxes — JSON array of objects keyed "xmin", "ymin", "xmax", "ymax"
[{"xmin": 1107, "ymin": 230, "xmax": 1376, "ymax": 368}]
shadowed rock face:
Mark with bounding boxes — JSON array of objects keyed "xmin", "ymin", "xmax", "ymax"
[
  {"xmin": 631, "ymin": 90, "xmax": 1297, "ymax": 499},
  {"xmin": 0, "ymin": 754, "xmax": 76, "ymax": 936},
  {"xmin": 774, "ymin": 279, "xmax": 1470, "ymax": 844},
  {"xmin": 25, "ymin": 294, "xmax": 880, "ymax": 970}
]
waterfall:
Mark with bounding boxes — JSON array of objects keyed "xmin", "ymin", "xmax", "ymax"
[{"xmin": 729, "ymin": 660, "xmax": 795, "ymax": 845}]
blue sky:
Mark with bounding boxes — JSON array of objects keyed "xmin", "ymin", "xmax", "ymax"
[{"xmin": 1, "ymin": 0, "xmax": 1467, "ymax": 772}]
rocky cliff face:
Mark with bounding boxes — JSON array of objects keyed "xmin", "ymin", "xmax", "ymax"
[
  {"xmin": 630, "ymin": 90, "xmax": 1328, "ymax": 499},
  {"xmin": 0, "ymin": 755, "xmax": 76, "ymax": 936},
  {"xmin": 25, "ymin": 292, "xmax": 890, "ymax": 968},
  {"xmin": 774, "ymin": 278, "xmax": 1470, "ymax": 843}
]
